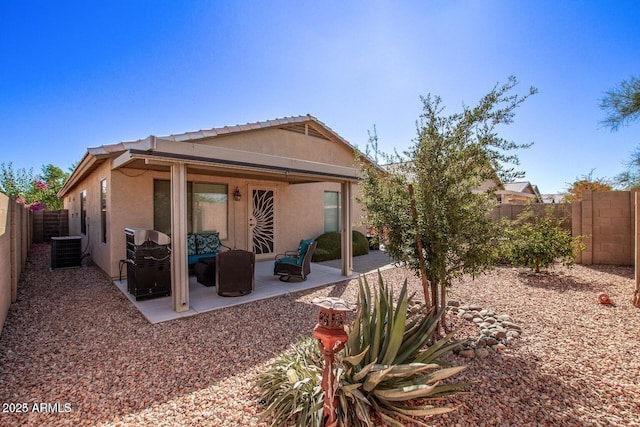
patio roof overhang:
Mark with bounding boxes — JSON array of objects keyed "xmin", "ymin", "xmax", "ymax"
[
  {"xmin": 101, "ymin": 136, "xmax": 357, "ymax": 313},
  {"xmin": 109, "ymin": 136, "xmax": 361, "ymax": 184}
]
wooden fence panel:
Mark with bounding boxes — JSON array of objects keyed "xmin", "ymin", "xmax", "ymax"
[{"xmin": 32, "ymin": 209, "xmax": 69, "ymax": 243}]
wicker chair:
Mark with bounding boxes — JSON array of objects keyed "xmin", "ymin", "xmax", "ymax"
[
  {"xmin": 274, "ymin": 240, "xmax": 317, "ymax": 282},
  {"xmin": 216, "ymin": 249, "xmax": 255, "ymax": 296}
]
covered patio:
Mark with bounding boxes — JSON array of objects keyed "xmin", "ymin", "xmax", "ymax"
[
  {"xmin": 113, "ymin": 251, "xmax": 394, "ymax": 323},
  {"xmin": 118, "ymin": 134, "xmax": 358, "ymax": 315},
  {"xmin": 57, "ymin": 115, "xmax": 380, "ymax": 316}
]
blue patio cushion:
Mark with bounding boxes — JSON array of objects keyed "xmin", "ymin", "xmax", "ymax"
[
  {"xmin": 278, "ymin": 256, "xmax": 299, "ymax": 265},
  {"xmin": 196, "ymin": 232, "xmax": 220, "ymax": 255},
  {"xmin": 187, "ymin": 234, "xmax": 197, "ymax": 256},
  {"xmin": 296, "ymin": 239, "xmax": 315, "ymax": 265}
]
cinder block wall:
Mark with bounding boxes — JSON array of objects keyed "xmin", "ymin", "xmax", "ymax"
[
  {"xmin": 0, "ymin": 193, "xmax": 32, "ymax": 336},
  {"xmin": 490, "ymin": 203, "xmax": 572, "ymax": 231},
  {"xmin": 573, "ymin": 190, "xmax": 637, "ymax": 266}
]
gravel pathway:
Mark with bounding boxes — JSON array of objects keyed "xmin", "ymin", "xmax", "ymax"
[{"xmin": 1, "ymin": 243, "xmax": 639, "ymax": 426}]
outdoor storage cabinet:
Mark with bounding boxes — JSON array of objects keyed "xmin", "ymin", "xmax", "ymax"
[{"xmin": 216, "ymin": 249, "xmax": 255, "ymax": 296}]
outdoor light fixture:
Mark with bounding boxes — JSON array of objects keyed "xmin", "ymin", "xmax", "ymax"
[
  {"xmin": 233, "ymin": 186, "xmax": 241, "ymax": 201},
  {"xmin": 311, "ymin": 296, "xmax": 353, "ymax": 426}
]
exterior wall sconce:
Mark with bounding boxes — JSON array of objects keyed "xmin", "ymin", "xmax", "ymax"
[
  {"xmin": 233, "ymin": 187, "xmax": 241, "ymax": 201},
  {"xmin": 311, "ymin": 296, "xmax": 353, "ymax": 426}
]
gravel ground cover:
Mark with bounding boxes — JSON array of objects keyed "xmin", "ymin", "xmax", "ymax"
[{"xmin": 1, "ymin": 243, "xmax": 639, "ymax": 426}]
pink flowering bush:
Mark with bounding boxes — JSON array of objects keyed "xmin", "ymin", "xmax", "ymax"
[{"xmin": 29, "ymin": 202, "xmax": 46, "ymax": 211}]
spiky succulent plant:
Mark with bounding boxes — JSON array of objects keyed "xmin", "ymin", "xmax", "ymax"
[
  {"xmin": 336, "ymin": 273, "xmax": 469, "ymax": 426},
  {"xmin": 255, "ymin": 272, "xmax": 469, "ymax": 427}
]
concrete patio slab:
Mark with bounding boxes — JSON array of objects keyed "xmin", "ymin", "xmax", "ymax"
[
  {"xmin": 113, "ymin": 250, "xmax": 395, "ymax": 323},
  {"xmin": 113, "ymin": 261, "xmax": 352, "ymax": 323}
]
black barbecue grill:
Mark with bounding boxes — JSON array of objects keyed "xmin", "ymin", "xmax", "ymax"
[{"xmin": 125, "ymin": 228, "xmax": 171, "ymax": 300}]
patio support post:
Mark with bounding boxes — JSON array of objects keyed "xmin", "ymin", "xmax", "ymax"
[
  {"xmin": 170, "ymin": 162, "xmax": 190, "ymax": 312},
  {"xmin": 340, "ymin": 181, "xmax": 352, "ymax": 276}
]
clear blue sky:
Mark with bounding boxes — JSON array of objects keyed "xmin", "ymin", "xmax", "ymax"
[{"xmin": 1, "ymin": 0, "xmax": 639, "ymax": 194}]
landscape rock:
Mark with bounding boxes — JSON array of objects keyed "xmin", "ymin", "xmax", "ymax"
[
  {"xmin": 475, "ymin": 348, "xmax": 490, "ymax": 358},
  {"xmin": 453, "ymin": 302, "xmax": 522, "ymax": 357},
  {"xmin": 458, "ymin": 349, "xmax": 476, "ymax": 358}
]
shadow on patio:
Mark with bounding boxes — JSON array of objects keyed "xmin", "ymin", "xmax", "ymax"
[{"xmin": 113, "ymin": 249, "xmax": 395, "ymax": 323}]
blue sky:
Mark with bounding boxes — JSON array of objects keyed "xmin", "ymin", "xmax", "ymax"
[{"xmin": 1, "ymin": 0, "xmax": 639, "ymax": 194}]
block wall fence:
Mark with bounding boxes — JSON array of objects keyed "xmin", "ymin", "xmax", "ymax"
[
  {"xmin": 490, "ymin": 203, "xmax": 572, "ymax": 232},
  {"xmin": 0, "ymin": 193, "xmax": 32, "ymax": 336},
  {"xmin": 1, "ymin": 190, "xmax": 638, "ymax": 334},
  {"xmin": 572, "ymin": 190, "xmax": 639, "ymax": 266}
]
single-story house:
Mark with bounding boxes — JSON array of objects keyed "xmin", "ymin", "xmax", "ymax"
[
  {"xmin": 474, "ymin": 180, "xmax": 543, "ymax": 204},
  {"xmin": 58, "ymin": 115, "xmax": 371, "ymax": 313},
  {"xmin": 498, "ymin": 181, "xmax": 543, "ymax": 204}
]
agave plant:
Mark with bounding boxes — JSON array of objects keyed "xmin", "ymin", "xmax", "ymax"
[
  {"xmin": 255, "ymin": 272, "xmax": 469, "ymax": 427},
  {"xmin": 336, "ymin": 273, "xmax": 469, "ymax": 426}
]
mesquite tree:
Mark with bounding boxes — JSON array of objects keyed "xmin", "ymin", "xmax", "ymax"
[{"xmin": 358, "ymin": 76, "xmax": 536, "ymax": 325}]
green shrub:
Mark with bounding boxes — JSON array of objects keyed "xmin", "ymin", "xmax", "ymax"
[
  {"xmin": 501, "ymin": 205, "xmax": 584, "ymax": 272},
  {"xmin": 312, "ymin": 231, "xmax": 369, "ymax": 262},
  {"xmin": 255, "ymin": 273, "xmax": 468, "ymax": 426}
]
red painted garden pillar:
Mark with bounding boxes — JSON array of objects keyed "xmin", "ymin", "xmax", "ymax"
[{"xmin": 311, "ymin": 297, "xmax": 352, "ymax": 427}]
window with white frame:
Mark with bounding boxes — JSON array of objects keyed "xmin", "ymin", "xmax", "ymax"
[
  {"xmin": 80, "ymin": 190, "xmax": 87, "ymax": 235},
  {"xmin": 100, "ymin": 179, "xmax": 107, "ymax": 243},
  {"xmin": 153, "ymin": 180, "xmax": 228, "ymax": 238},
  {"xmin": 324, "ymin": 191, "xmax": 341, "ymax": 233}
]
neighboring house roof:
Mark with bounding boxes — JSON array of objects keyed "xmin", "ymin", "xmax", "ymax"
[
  {"xmin": 384, "ymin": 163, "xmax": 505, "ymax": 193},
  {"xmin": 381, "ymin": 164, "xmax": 545, "ymax": 204},
  {"xmin": 474, "ymin": 179, "xmax": 504, "ymax": 193},
  {"xmin": 59, "ymin": 115, "xmax": 372, "ymax": 198},
  {"xmin": 503, "ymin": 182, "xmax": 531, "ymax": 193},
  {"xmin": 542, "ymin": 193, "xmax": 567, "ymax": 203},
  {"xmin": 499, "ymin": 181, "xmax": 543, "ymax": 203}
]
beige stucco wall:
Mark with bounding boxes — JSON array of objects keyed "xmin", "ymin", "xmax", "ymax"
[
  {"xmin": 63, "ymin": 125, "xmax": 368, "ymax": 278},
  {"xmin": 196, "ymin": 128, "xmax": 357, "ymax": 169},
  {"xmin": 63, "ymin": 161, "xmax": 112, "ymax": 276},
  {"xmin": 65, "ymin": 162, "xmax": 366, "ymax": 278},
  {"xmin": 278, "ymin": 181, "xmax": 366, "ymax": 254}
]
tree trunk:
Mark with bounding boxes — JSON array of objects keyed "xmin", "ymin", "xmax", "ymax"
[
  {"xmin": 430, "ymin": 276, "xmax": 438, "ymax": 315},
  {"xmin": 440, "ymin": 282, "xmax": 450, "ymax": 333},
  {"xmin": 408, "ymin": 185, "xmax": 432, "ymax": 308},
  {"xmin": 633, "ymin": 279, "xmax": 640, "ymax": 308}
]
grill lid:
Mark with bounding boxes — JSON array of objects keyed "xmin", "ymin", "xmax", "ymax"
[
  {"xmin": 148, "ymin": 230, "xmax": 171, "ymax": 245},
  {"xmin": 125, "ymin": 227, "xmax": 149, "ymax": 246},
  {"xmin": 125, "ymin": 228, "xmax": 171, "ymax": 246}
]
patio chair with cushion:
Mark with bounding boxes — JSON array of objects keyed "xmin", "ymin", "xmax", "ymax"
[{"xmin": 274, "ymin": 239, "xmax": 318, "ymax": 282}]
